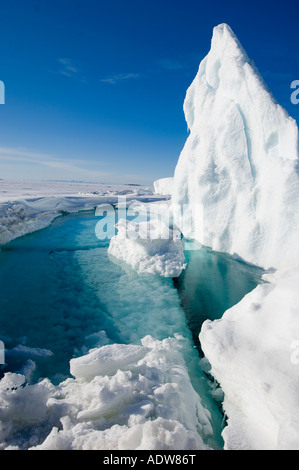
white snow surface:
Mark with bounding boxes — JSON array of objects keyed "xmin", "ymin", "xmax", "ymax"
[
  {"xmin": 172, "ymin": 23, "xmax": 299, "ymax": 271},
  {"xmin": 200, "ymin": 266, "xmax": 299, "ymax": 450},
  {"xmin": 0, "ymin": 336, "xmax": 212, "ymax": 450},
  {"xmin": 0, "ymin": 180, "xmax": 165, "ymax": 245},
  {"xmin": 108, "ymin": 218, "xmax": 185, "ymax": 277},
  {"xmin": 170, "ymin": 23, "xmax": 299, "ymax": 450},
  {"xmin": 153, "ymin": 177, "xmax": 174, "ymax": 196}
]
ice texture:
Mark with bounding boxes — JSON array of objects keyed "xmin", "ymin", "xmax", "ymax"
[
  {"xmin": 171, "ymin": 23, "xmax": 299, "ymax": 450},
  {"xmin": 172, "ymin": 23, "xmax": 299, "ymax": 271},
  {"xmin": 153, "ymin": 177, "xmax": 174, "ymax": 196},
  {"xmin": 0, "ymin": 336, "xmax": 213, "ymax": 450},
  {"xmin": 200, "ymin": 267, "xmax": 299, "ymax": 450},
  {"xmin": 108, "ymin": 218, "xmax": 186, "ymax": 277}
]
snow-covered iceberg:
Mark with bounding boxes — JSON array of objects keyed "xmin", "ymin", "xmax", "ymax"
[
  {"xmin": 108, "ymin": 218, "xmax": 185, "ymax": 277},
  {"xmin": 171, "ymin": 23, "xmax": 299, "ymax": 450}
]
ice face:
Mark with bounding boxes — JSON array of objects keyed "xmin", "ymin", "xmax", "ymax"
[
  {"xmin": 171, "ymin": 23, "xmax": 299, "ymax": 450},
  {"xmin": 172, "ymin": 23, "xmax": 299, "ymax": 270},
  {"xmin": 200, "ymin": 266, "xmax": 299, "ymax": 450}
]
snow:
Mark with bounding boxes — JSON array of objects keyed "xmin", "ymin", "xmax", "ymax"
[
  {"xmin": 171, "ymin": 23, "xmax": 299, "ymax": 271},
  {"xmin": 200, "ymin": 266, "xmax": 299, "ymax": 450},
  {"xmin": 108, "ymin": 218, "xmax": 186, "ymax": 277},
  {"xmin": 169, "ymin": 23, "xmax": 299, "ymax": 450},
  {"xmin": 153, "ymin": 177, "xmax": 174, "ymax": 196},
  {"xmin": 70, "ymin": 343, "xmax": 148, "ymax": 381},
  {"xmin": 0, "ymin": 180, "xmax": 166, "ymax": 245},
  {"xmin": 0, "ymin": 336, "xmax": 212, "ymax": 450}
]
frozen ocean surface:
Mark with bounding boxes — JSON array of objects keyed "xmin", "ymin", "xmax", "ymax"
[{"xmin": 0, "ymin": 208, "xmax": 264, "ymax": 449}]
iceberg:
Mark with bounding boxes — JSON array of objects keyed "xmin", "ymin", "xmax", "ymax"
[
  {"xmin": 170, "ymin": 23, "xmax": 299, "ymax": 450},
  {"xmin": 172, "ymin": 23, "xmax": 299, "ymax": 271}
]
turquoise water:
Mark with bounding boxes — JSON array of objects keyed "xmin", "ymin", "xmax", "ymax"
[
  {"xmin": 175, "ymin": 245, "xmax": 264, "ymax": 355},
  {"xmin": 0, "ymin": 209, "xmax": 263, "ymax": 448}
]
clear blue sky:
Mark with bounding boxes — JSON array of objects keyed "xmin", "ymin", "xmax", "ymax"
[{"xmin": 0, "ymin": 0, "xmax": 298, "ymax": 185}]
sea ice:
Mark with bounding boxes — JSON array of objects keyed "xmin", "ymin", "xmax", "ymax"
[
  {"xmin": 0, "ymin": 181, "xmax": 167, "ymax": 245},
  {"xmin": 108, "ymin": 218, "xmax": 186, "ymax": 277},
  {"xmin": 153, "ymin": 177, "xmax": 174, "ymax": 196},
  {"xmin": 0, "ymin": 336, "xmax": 213, "ymax": 450}
]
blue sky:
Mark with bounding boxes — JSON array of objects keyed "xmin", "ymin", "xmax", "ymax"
[{"xmin": 0, "ymin": 0, "xmax": 298, "ymax": 185}]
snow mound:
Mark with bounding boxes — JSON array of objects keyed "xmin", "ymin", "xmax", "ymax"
[
  {"xmin": 172, "ymin": 23, "xmax": 299, "ymax": 270},
  {"xmin": 0, "ymin": 336, "xmax": 212, "ymax": 450},
  {"xmin": 108, "ymin": 218, "xmax": 185, "ymax": 277},
  {"xmin": 153, "ymin": 177, "xmax": 174, "ymax": 196}
]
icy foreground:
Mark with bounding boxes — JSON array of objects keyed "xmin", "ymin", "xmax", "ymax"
[
  {"xmin": 108, "ymin": 218, "xmax": 185, "ymax": 277},
  {"xmin": 171, "ymin": 24, "xmax": 299, "ymax": 449},
  {"xmin": 0, "ymin": 336, "xmax": 212, "ymax": 450}
]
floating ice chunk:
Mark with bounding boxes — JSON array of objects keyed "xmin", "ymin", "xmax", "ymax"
[
  {"xmin": 70, "ymin": 343, "xmax": 148, "ymax": 381},
  {"xmin": 8, "ymin": 344, "xmax": 53, "ymax": 358},
  {"xmin": 108, "ymin": 218, "xmax": 185, "ymax": 278}
]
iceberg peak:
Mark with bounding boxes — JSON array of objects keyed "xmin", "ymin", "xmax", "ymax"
[{"xmin": 210, "ymin": 23, "xmax": 248, "ymax": 60}]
